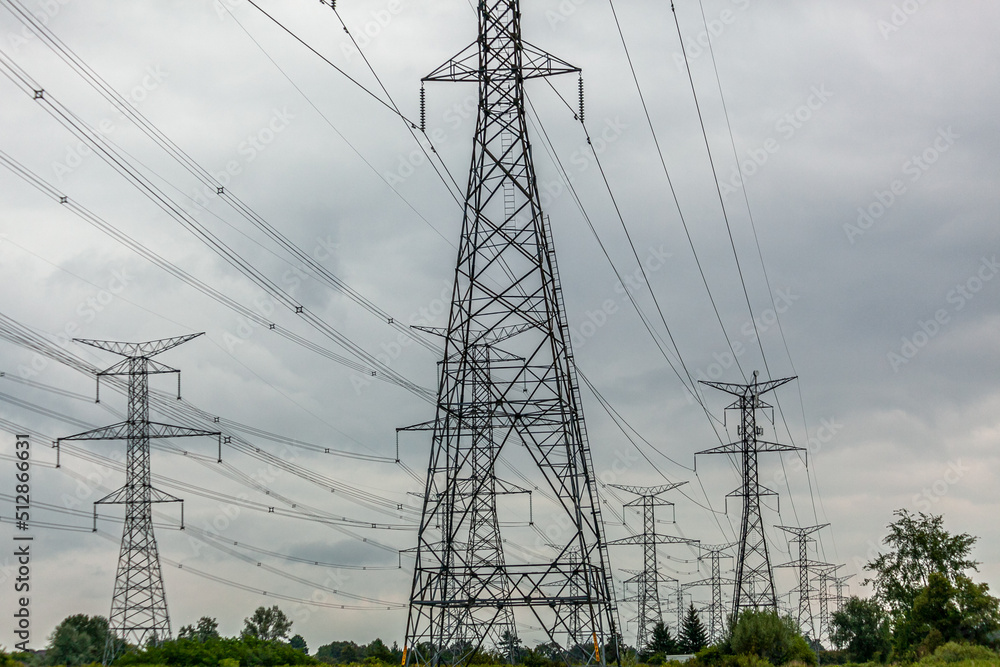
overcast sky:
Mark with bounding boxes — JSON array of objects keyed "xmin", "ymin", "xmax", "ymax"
[{"xmin": 1, "ymin": 0, "xmax": 998, "ymax": 654}]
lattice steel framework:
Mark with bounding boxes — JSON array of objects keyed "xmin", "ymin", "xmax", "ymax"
[
  {"xmin": 696, "ymin": 372, "xmax": 802, "ymax": 618},
  {"xmin": 609, "ymin": 483, "xmax": 693, "ymax": 651},
  {"xmin": 402, "ymin": 1, "xmax": 618, "ymax": 662},
  {"xmin": 822, "ymin": 570, "xmax": 853, "ymax": 648},
  {"xmin": 775, "ymin": 524, "xmax": 830, "ymax": 640},
  {"xmin": 686, "ymin": 543, "xmax": 735, "ymax": 644},
  {"xmin": 59, "ymin": 335, "xmax": 219, "ymax": 662}
]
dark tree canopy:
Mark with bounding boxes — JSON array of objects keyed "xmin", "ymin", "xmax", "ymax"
[
  {"xmin": 830, "ymin": 596, "xmax": 892, "ymax": 662},
  {"xmin": 290, "ymin": 634, "xmax": 309, "ymax": 654},
  {"xmin": 243, "ymin": 605, "xmax": 293, "ymax": 642},
  {"xmin": 642, "ymin": 621, "xmax": 679, "ymax": 659},
  {"xmin": 45, "ymin": 614, "xmax": 112, "ymax": 666},
  {"xmin": 678, "ymin": 604, "xmax": 709, "ymax": 654},
  {"xmin": 864, "ymin": 510, "xmax": 979, "ymax": 620},
  {"xmin": 178, "ymin": 617, "xmax": 221, "ymax": 643}
]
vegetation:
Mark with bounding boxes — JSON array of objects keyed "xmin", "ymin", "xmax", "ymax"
[
  {"xmin": 30, "ymin": 512, "xmax": 1000, "ymax": 667},
  {"xmin": 679, "ymin": 603, "xmax": 710, "ymax": 654},
  {"xmin": 864, "ymin": 510, "xmax": 1000, "ymax": 661},
  {"xmin": 831, "ymin": 596, "xmax": 893, "ymax": 663}
]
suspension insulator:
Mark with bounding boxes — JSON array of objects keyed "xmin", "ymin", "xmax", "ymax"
[
  {"xmin": 420, "ymin": 85, "xmax": 427, "ymax": 132},
  {"xmin": 578, "ymin": 75, "xmax": 585, "ymax": 123}
]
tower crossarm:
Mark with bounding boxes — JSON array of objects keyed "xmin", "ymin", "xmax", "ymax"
[{"xmin": 75, "ymin": 333, "xmax": 203, "ymax": 359}]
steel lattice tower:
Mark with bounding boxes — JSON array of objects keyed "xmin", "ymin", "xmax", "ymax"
[
  {"xmin": 696, "ymin": 372, "xmax": 802, "ymax": 618},
  {"xmin": 814, "ymin": 564, "xmax": 844, "ymax": 645},
  {"xmin": 58, "ymin": 334, "xmax": 219, "ymax": 662},
  {"xmin": 608, "ymin": 483, "xmax": 693, "ymax": 651},
  {"xmin": 685, "ymin": 543, "xmax": 734, "ymax": 644},
  {"xmin": 402, "ymin": 1, "xmax": 618, "ymax": 662},
  {"xmin": 774, "ymin": 525, "xmax": 830, "ymax": 640},
  {"xmin": 824, "ymin": 571, "xmax": 853, "ymax": 648}
]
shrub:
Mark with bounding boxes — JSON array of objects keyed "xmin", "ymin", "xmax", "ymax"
[{"xmin": 921, "ymin": 641, "xmax": 999, "ymax": 663}]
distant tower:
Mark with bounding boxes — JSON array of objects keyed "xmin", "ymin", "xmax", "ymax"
[
  {"xmin": 774, "ymin": 524, "xmax": 830, "ymax": 640},
  {"xmin": 825, "ymin": 571, "xmax": 854, "ymax": 647},
  {"xmin": 697, "ymin": 372, "xmax": 803, "ymax": 618},
  {"xmin": 609, "ymin": 483, "xmax": 695, "ymax": 651},
  {"xmin": 685, "ymin": 543, "xmax": 735, "ymax": 644},
  {"xmin": 58, "ymin": 335, "xmax": 219, "ymax": 662}
]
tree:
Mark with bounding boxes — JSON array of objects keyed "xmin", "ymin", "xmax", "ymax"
[
  {"xmin": 364, "ymin": 638, "xmax": 392, "ymax": 662},
  {"xmin": 291, "ymin": 635, "xmax": 309, "ymax": 654},
  {"xmin": 178, "ymin": 616, "xmax": 221, "ymax": 642},
  {"xmin": 678, "ymin": 604, "xmax": 709, "ymax": 654},
  {"xmin": 728, "ymin": 610, "xmax": 817, "ymax": 667},
  {"xmin": 641, "ymin": 621, "xmax": 679, "ymax": 660},
  {"xmin": 892, "ymin": 571, "xmax": 1000, "ymax": 658},
  {"xmin": 829, "ymin": 596, "xmax": 892, "ymax": 663},
  {"xmin": 243, "ymin": 605, "xmax": 293, "ymax": 641},
  {"xmin": 45, "ymin": 614, "xmax": 113, "ymax": 666},
  {"xmin": 864, "ymin": 510, "xmax": 979, "ymax": 621}
]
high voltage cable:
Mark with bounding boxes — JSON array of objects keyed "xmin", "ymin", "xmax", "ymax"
[
  {"xmin": 604, "ymin": 0, "xmax": 746, "ymax": 385},
  {"xmin": 0, "ymin": 55, "xmax": 433, "ymax": 401},
  {"xmin": 0, "ymin": 0, "xmax": 441, "ymax": 355},
  {"xmin": 691, "ymin": 0, "xmax": 834, "ymax": 560}
]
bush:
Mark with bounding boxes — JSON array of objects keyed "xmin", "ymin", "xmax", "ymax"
[
  {"xmin": 728, "ymin": 611, "xmax": 815, "ymax": 667},
  {"xmin": 921, "ymin": 641, "xmax": 999, "ymax": 663}
]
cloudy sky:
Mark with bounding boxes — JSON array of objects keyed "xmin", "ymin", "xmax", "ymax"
[{"xmin": 1, "ymin": 0, "xmax": 998, "ymax": 653}]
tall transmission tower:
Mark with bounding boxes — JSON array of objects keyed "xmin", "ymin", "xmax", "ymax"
[
  {"xmin": 401, "ymin": 0, "xmax": 618, "ymax": 662},
  {"xmin": 696, "ymin": 372, "xmax": 802, "ymax": 618},
  {"xmin": 609, "ymin": 483, "xmax": 693, "ymax": 651},
  {"xmin": 774, "ymin": 524, "xmax": 830, "ymax": 640},
  {"xmin": 58, "ymin": 334, "xmax": 219, "ymax": 662},
  {"xmin": 685, "ymin": 543, "xmax": 735, "ymax": 644}
]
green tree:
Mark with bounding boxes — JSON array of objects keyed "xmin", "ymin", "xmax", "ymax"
[
  {"xmin": 45, "ymin": 614, "xmax": 112, "ymax": 666},
  {"xmin": 864, "ymin": 510, "xmax": 978, "ymax": 622},
  {"xmin": 678, "ymin": 604, "xmax": 709, "ymax": 654},
  {"xmin": 177, "ymin": 616, "xmax": 221, "ymax": 642},
  {"xmin": 364, "ymin": 638, "xmax": 393, "ymax": 662},
  {"xmin": 291, "ymin": 634, "xmax": 309, "ymax": 654},
  {"xmin": 829, "ymin": 596, "xmax": 891, "ymax": 663},
  {"xmin": 641, "ymin": 621, "xmax": 679, "ymax": 660},
  {"xmin": 728, "ymin": 609, "xmax": 817, "ymax": 666},
  {"xmin": 243, "ymin": 605, "xmax": 293, "ymax": 641}
]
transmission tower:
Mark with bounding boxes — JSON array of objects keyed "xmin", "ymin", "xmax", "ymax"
[
  {"xmin": 814, "ymin": 564, "xmax": 842, "ymax": 646},
  {"xmin": 609, "ymin": 483, "xmax": 693, "ymax": 651},
  {"xmin": 401, "ymin": 0, "xmax": 618, "ymax": 661},
  {"xmin": 774, "ymin": 524, "xmax": 830, "ymax": 640},
  {"xmin": 58, "ymin": 334, "xmax": 219, "ymax": 662},
  {"xmin": 696, "ymin": 372, "xmax": 803, "ymax": 618},
  {"xmin": 685, "ymin": 543, "xmax": 735, "ymax": 644},
  {"xmin": 824, "ymin": 571, "xmax": 854, "ymax": 648}
]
